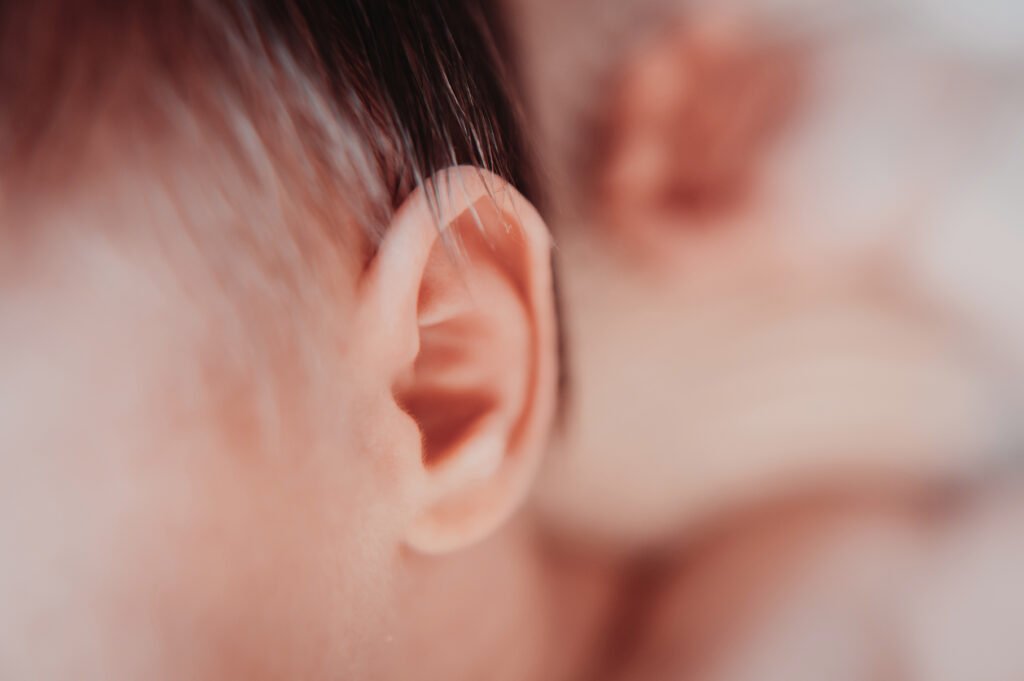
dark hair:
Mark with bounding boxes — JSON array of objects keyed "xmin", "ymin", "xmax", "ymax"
[
  {"xmin": 0, "ymin": 0, "xmax": 552, "ymax": 426},
  {"xmin": 271, "ymin": 0, "xmax": 538, "ymax": 224},
  {"xmin": 0, "ymin": 0, "xmax": 536, "ymax": 250}
]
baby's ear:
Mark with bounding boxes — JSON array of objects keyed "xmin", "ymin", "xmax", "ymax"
[{"xmin": 358, "ymin": 167, "xmax": 557, "ymax": 554}]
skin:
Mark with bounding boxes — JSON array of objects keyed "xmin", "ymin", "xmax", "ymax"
[
  {"xmin": 516, "ymin": 1, "xmax": 1024, "ymax": 549},
  {"xmin": 507, "ymin": 0, "xmax": 1024, "ymax": 677},
  {"xmin": 604, "ymin": 486, "xmax": 1024, "ymax": 681},
  {"xmin": 0, "ymin": 121, "xmax": 605, "ymax": 679},
  {"xmin": 3, "ymin": 4, "xmax": 1022, "ymax": 677}
]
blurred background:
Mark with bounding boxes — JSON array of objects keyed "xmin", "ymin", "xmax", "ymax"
[{"xmin": 501, "ymin": 0, "xmax": 1024, "ymax": 678}]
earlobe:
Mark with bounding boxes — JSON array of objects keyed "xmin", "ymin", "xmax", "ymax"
[{"xmin": 358, "ymin": 167, "xmax": 557, "ymax": 554}]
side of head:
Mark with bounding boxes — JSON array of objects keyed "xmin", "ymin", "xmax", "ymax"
[{"xmin": 0, "ymin": 2, "xmax": 557, "ymax": 679}]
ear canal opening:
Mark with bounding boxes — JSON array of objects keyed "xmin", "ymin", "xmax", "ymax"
[{"xmin": 398, "ymin": 389, "xmax": 498, "ymax": 467}]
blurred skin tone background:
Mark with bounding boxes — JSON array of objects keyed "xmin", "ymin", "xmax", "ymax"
[{"xmin": 504, "ymin": 0, "xmax": 1024, "ymax": 677}]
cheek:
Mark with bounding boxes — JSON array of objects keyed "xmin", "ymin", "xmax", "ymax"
[
  {"xmin": 114, "ymin": 454, "xmax": 395, "ymax": 681},
  {"xmin": 0, "ymin": 388, "xmax": 398, "ymax": 681},
  {"xmin": 0, "ymin": 291, "xmax": 399, "ymax": 680}
]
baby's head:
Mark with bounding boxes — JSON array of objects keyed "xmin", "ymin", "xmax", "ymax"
[{"xmin": 0, "ymin": 2, "xmax": 560, "ymax": 678}]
